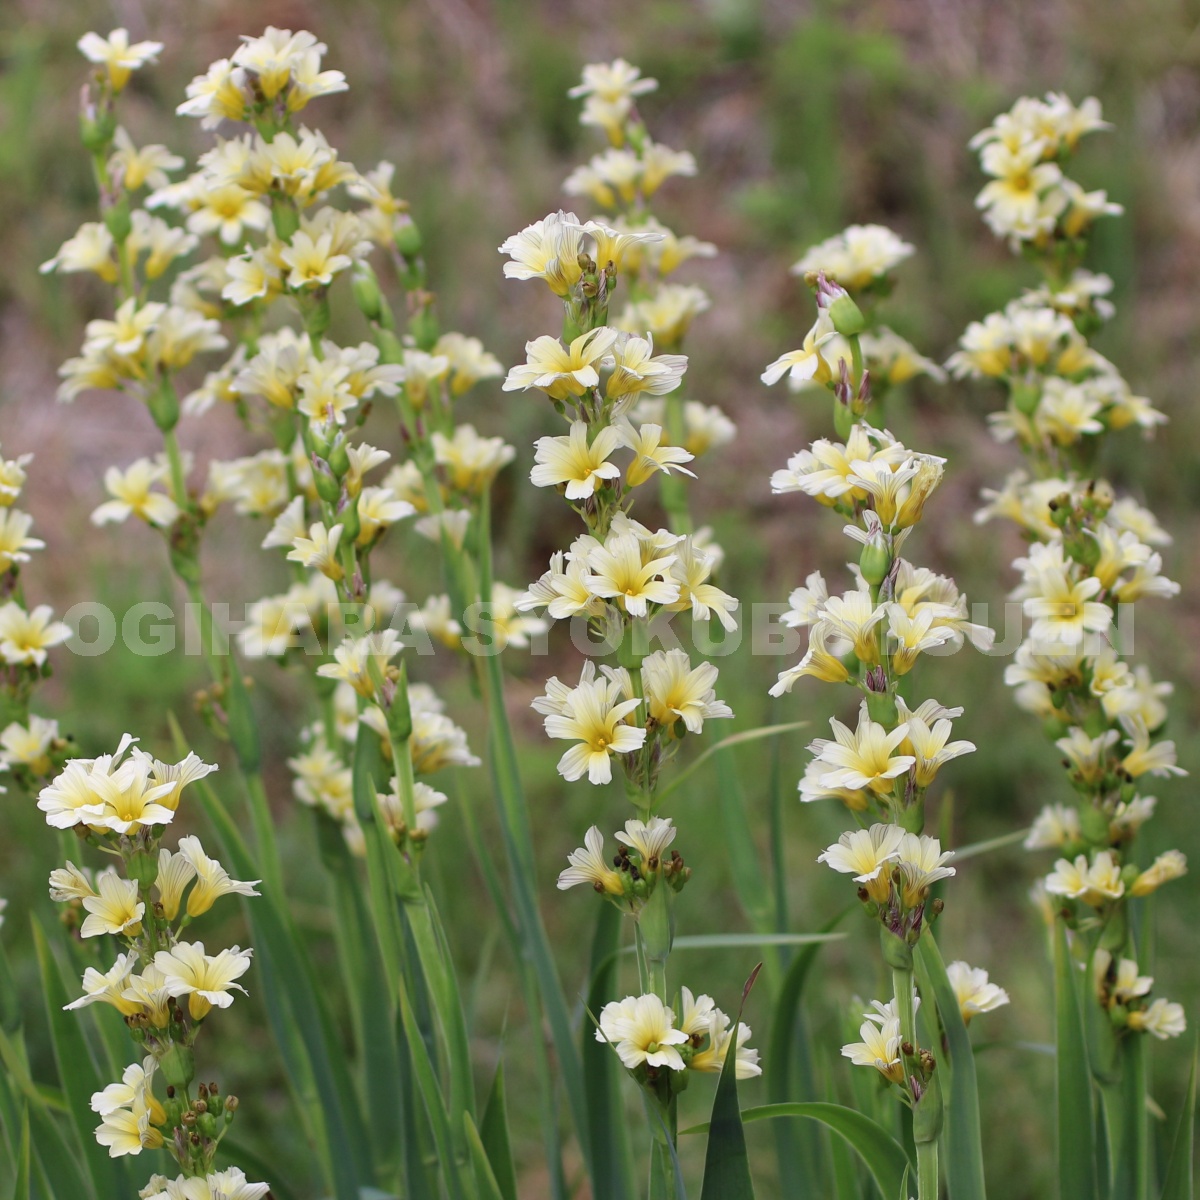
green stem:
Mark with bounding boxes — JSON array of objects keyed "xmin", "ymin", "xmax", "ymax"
[
  {"xmin": 917, "ymin": 1139, "xmax": 939, "ymax": 1200},
  {"xmin": 162, "ymin": 427, "xmax": 189, "ymax": 514},
  {"xmin": 893, "ymin": 965, "xmax": 917, "ymax": 1061}
]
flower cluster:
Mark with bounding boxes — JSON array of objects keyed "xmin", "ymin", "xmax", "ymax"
[
  {"xmin": 513, "ymin": 63, "xmax": 747, "ymax": 1146},
  {"xmin": 962, "ymin": 97, "xmax": 1187, "ymax": 1042},
  {"xmin": 0, "ymin": 444, "xmax": 74, "ymax": 792},
  {"xmin": 766, "ymin": 235, "xmax": 1004, "ymax": 1147},
  {"xmin": 969, "ymin": 93, "xmax": 1120, "ymax": 250},
  {"xmin": 768, "ymin": 225, "xmax": 944, "ymax": 412},
  {"xmin": 596, "ymin": 987, "xmax": 760, "ymax": 1082},
  {"xmin": 38, "ymin": 733, "xmax": 260, "ymax": 1178}
]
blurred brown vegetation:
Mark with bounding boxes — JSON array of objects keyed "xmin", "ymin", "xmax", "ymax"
[{"xmin": 1, "ymin": 0, "xmax": 1199, "ymax": 1195}]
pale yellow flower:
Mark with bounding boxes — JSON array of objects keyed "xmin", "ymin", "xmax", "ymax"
[
  {"xmin": 807, "ymin": 702, "xmax": 914, "ymax": 797},
  {"xmin": 945, "ymin": 961, "xmax": 1009, "ymax": 1023},
  {"xmin": 177, "ymin": 835, "xmax": 261, "ymax": 916},
  {"xmin": 498, "ymin": 210, "xmax": 585, "ymax": 296},
  {"xmin": 81, "ymin": 870, "xmax": 145, "ymax": 939},
  {"xmin": 762, "ymin": 310, "xmax": 839, "ymax": 389},
  {"xmin": 77, "ymin": 28, "xmax": 162, "ymax": 91},
  {"xmin": 818, "ymin": 823, "xmax": 906, "ymax": 903},
  {"xmin": 39, "ymin": 222, "xmax": 119, "ymax": 282},
  {"xmin": 543, "ymin": 674, "xmax": 646, "ymax": 785},
  {"xmin": 792, "ymin": 224, "xmax": 914, "ymax": 290},
  {"xmin": 281, "ymin": 230, "xmax": 353, "ymax": 289},
  {"xmin": 1127, "ymin": 998, "xmax": 1187, "ymax": 1040},
  {"xmin": 841, "ymin": 1014, "xmax": 904, "ymax": 1084},
  {"xmin": 643, "ymin": 650, "xmax": 732, "ymax": 735},
  {"xmin": 596, "ymin": 994, "xmax": 688, "ymax": 1071},
  {"xmin": 152, "ymin": 941, "xmax": 253, "ymax": 1020},
  {"xmin": 1129, "ymin": 850, "xmax": 1187, "ymax": 897},
  {"xmin": 617, "ymin": 422, "xmax": 695, "ymax": 488},
  {"xmin": 504, "ymin": 327, "xmax": 619, "ymax": 402},
  {"xmin": 585, "ymin": 532, "xmax": 679, "ymax": 618},
  {"xmin": 1045, "ymin": 851, "xmax": 1125, "ymax": 906},
  {"xmin": 0, "ymin": 603, "xmax": 70, "ymax": 667},
  {"xmin": 92, "ymin": 459, "xmax": 181, "ymax": 528},
  {"xmin": 557, "ymin": 825, "xmax": 626, "ymax": 895},
  {"xmin": 531, "ymin": 421, "xmax": 622, "ymax": 499},
  {"xmin": 432, "ymin": 425, "xmax": 515, "ymax": 494},
  {"xmin": 287, "ymin": 522, "xmax": 345, "ymax": 581}
]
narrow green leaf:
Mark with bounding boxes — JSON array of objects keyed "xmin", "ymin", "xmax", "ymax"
[
  {"xmin": 583, "ymin": 903, "xmax": 637, "ymax": 1200},
  {"xmin": 465, "ymin": 1113, "xmax": 507, "ymax": 1200},
  {"xmin": 1107, "ymin": 1034, "xmax": 1149, "ymax": 1200},
  {"xmin": 670, "ymin": 932, "xmax": 845, "ymax": 951},
  {"xmin": 31, "ymin": 919, "xmax": 128, "ymax": 1200},
  {"xmin": 11, "ymin": 1104, "xmax": 29, "ymax": 1200},
  {"xmin": 687, "ymin": 1103, "xmax": 912, "ymax": 1198},
  {"xmin": 715, "ymin": 750, "xmax": 781, "ymax": 986},
  {"xmin": 194, "ymin": 779, "xmax": 368, "ymax": 1199},
  {"xmin": 28, "ymin": 1101, "xmax": 91, "ymax": 1200},
  {"xmin": 458, "ymin": 775, "xmax": 566, "ymax": 1199},
  {"xmin": 700, "ymin": 965, "xmax": 762, "ymax": 1200},
  {"xmin": 475, "ymin": 646, "xmax": 590, "ymax": 1181},
  {"xmin": 1054, "ymin": 920, "xmax": 1099, "ymax": 1200},
  {"xmin": 950, "ymin": 829, "xmax": 1030, "ymax": 862},
  {"xmin": 317, "ymin": 813, "xmax": 405, "ymax": 1185},
  {"xmin": 913, "ymin": 935, "xmax": 986, "ymax": 1200},
  {"xmin": 480, "ymin": 1062, "xmax": 519, "ymax": 1200},
  {"xmin": 768, "ymin": 908, "xmax": 853, "ymax": 1199},
  {"xmin": 1160, "ymin": 1042, "xmax": 1196, "ymax": 1200},
  {"xmin": 397, "ymin": 978, "xmax": 467, "ymax": 1200},
  {"xmin": 0, "ymin": 1026, "xmax": 91, "ymax": 1200},
  {"xmin": 653, "ymin": 722, "xmax": 809, "ymax": 806}
]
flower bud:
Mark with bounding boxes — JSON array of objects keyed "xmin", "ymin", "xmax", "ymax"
[
  {"xmin": 408, "ymin": 302, "xmax": 439, "ymax": 352},
  {"xmin": 827, "ymin": 292, "xmax": 865, "ymax": 337},
  {"xmin": 271, "ymin": 199, "xmax": 301, "ymax": 242},
  {"xmin": 147, "ymin": 376, "xmax": 181, "ymax": 434},
  {"xmin": 103, "ymin": 195, "xmax": 133, "ymax": 245},
  {"xmin": 394, "ymin": 215, "xmax": 423, "ymax": 260},
  {"xmin": 1012, "ymin": 382, "xmax": 1041, "ymax": 416},
  {"xmin": 159, "ymin": 1042, "xmax": 196, "ymax": 1092},
  {"xmin": 350, "ymin": 262, "xmax": 384, "ymax": 324},
  {"xmin": 127, "ymin": 849, "xmax": 158, "ymax": 888},
  {"xmin": 859, "ymin": 541, "xmax": 892, "ymax": 587}
]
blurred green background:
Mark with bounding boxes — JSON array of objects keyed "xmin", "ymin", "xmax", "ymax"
[{"xmin": 1, "ymin": 0, "xmax": 1198, "ymax": 1196}]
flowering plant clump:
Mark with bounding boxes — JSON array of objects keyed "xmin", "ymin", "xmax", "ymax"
[
  {"xmin": 765, "ymin": 235, "xmax": 1004, "ymax": 1197},
  {"xmin": 1, "ymin": 20, "xmax": 1195, "ymax": 1200},
  {"xmin": 960, "ymin": 91, "xmax": 1189, "ymax": 1194},
  {"xmin": 502, "ymin": 59, "xmax": 762, "ymax": 1190}
]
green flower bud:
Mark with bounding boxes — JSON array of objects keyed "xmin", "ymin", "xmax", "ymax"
[
  {"xmin": 271, "ymin": 198, "xmax": 301, "ymax": 242},
  {"xmin": 865, "ymin": 690, "xmax": 899, "ymax": 728},
  {"xmin": 312, "ymin": 459, "xmax": 342, "ymax": 505},
  {"xmin": 147, "ymin": 376, "xmax": 181, "ymax": 434},
  {"xmin": 350, "ymin": 262, "xmax": 384, "ymax": 323},
  {"xmin": 159, "ymin": 1043, "xmax": 196, "ymax": 1091},
  {"xmin": 394, "ymin": 216, "xmax": 423, "ymax": 260},
  {"xmin": 127, "ymin": 849, "xmax": 158, "ymax": 888},
  {"xmin": 338, "ymin": 495, "xmax": 361, "ymax": 544},
  {"xmin": 103, "ymin": 195, "xmax": 133, "ymax": 245},
  {"xmin": 827, "ymin": 293, "xmax": 865, "ymax": 337},
  {"xmin": 859, "ymin": 541, "xmax": 892, "ymax": 587},
  {"xmin": 1012, "ymin": 382, "xmax": 1041, "ymax": 416},
  {"xmin": 408, "ymin": 303, "xmax": 439, "ymax": 352},
  {"xmin": 912, "ymin": 1067, "xmax": 943, "ymax": 1143},
  {"xmin": 1078, "ymin": 804, "xmax": 1111, "ymax": 846}
]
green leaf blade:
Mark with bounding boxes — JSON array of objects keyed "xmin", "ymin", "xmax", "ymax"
[
  {"xmin": 914, "ymin": 934, "xmax": 987, "ymax": 1200},
  {"xmin": 1054, "ymin": 921, "xmax": 1099, "ymax": 1200}
]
